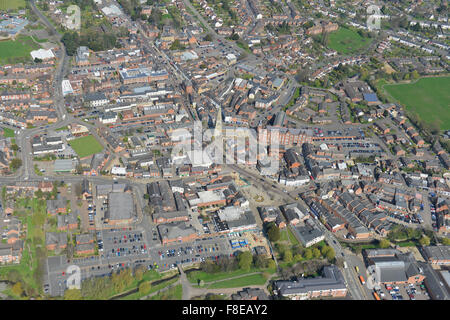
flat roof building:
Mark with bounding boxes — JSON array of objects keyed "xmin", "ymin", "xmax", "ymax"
[
  {"xmin": 423, "ymin": 246, "xmax": 450, "ymax": 265},
  {"xmin": 274, "ymin": 265, "xmax": 347, "ymax": 300},
  {"xmin": 105, "ymin": 192, "xmax": 135, "ymax": 225}
]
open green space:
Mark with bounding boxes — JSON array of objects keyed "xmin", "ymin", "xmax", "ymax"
[
  {"xmin": 0, "ymin": 197, "xmax": 47, "ymax": 298},
  {"xmin": 328, "ymin": 27, "xmax": 372, "ymax": 55},
  {"xmin": 68, "ymin": 135, "xmax": 103, "ymax": 158},
  {"xmin": 55, "ymin": 126, "xmax": 69, "ymax": 131},
  {"xmin": 0, "ymin": 35, "xmax": 40, "ymax": 64},
  {"xmin": 187, "ymin": 266, "xmax": 275, "ymax": 284},
  {"xmin": 2, "ymin": 127, "xmax": 15, "ymax": 138},
  {"xmin": 0, "ymin": 0, "xmax": 26, "ymax": 11},
  {"xmin": 149, "ymin": 283, "xmax": 182, "ymax": 300},
  {"xmin": 119, "ymin": 276, "xmax": 179, "ymax": 300},
  {"xmin": 207, "ymin": 273, "xmax": 268, "ymax": 289},
  {"xmin": 382, "ymin": 76, "xmax": 450, "ymax": 131}
]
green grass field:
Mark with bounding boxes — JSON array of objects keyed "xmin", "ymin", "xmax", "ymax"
[
  {"xmin": 383, "ymin": 76, "xmax": 450, "ymax": 131},
  {"xmin": 0, "ymin": 0, "xmax": 26, "ymax": 11},
  {"xmin": 2, "ymin": 127, "xmax": 15, "ymax": 138},
  {"xmin": 0, "ymin": 35, "xmax": 40, "ymax": 64},
  {"xmin": 328, "ymin": 27, "xmax": 372, "ymax": 55},
  {"xmin": 187, "ymin": 266, "xmax": 276, "ymax": 284},
  {"xmin": 207, "ymin": 273, "xmax": 268, "ymax": 289},
  {"xmin": 69, "ymin": 135, "xmax": 104, "ymax": 158},
  {"xmin": 149, "ymin": 284, "xmax": 182, "ymax": 300}
]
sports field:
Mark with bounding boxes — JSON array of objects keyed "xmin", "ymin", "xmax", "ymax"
[
  {"xmin": 69, "ymin": 135, "xmax": 104, "ymax": 158},
  {"xmin": 328, "ymin": 27, "xmax": 372, "ymax": 55},
  {"xmin": 0, "ymin": 35, "xmax": 39, "ymax": 64},
  {"xmin": 0, "ymin": 0, "xmax": 25, "ymax": 11},
  {"xmin": 383, "ymin": 76, "xmax": 450, "ymax": 131}
]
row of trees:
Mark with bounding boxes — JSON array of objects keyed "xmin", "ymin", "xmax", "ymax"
[
  {"xmin": 80, "ymin": 267, "xmax": 142, "ymax": 299},
  {"xmin": 199, "ymin": 253, "xmax": 276, "ymax": 274},
  {"xmin": 276, "ymin": 242, "xmax": 335, "ymax": 263},
  {"xmin": 61, "ymin": 30, "xmax": 118, "ymax": 56}
]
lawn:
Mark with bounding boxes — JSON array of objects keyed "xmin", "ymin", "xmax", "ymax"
[
  {"xmin": 382, "ymin": 76, "xmax": 450, "ymax": 131},
  {"xmin": 328, "ymin": 27, "xmax": 372, "ymax": 55},
  {"xmin": 55, "ymin": 126, "xmax": 69, "ymax": 131},
  {"xmin": 187, "ymin": 266, "xmax": 275, "ymax": 284},
  {"xmin": 2, "ymin": 127, "xmax": 15, "ymax": 138},
  {"xmin": 287, "ymin": 227, "xmax": 300, "ymax": 246},
  {"xmin": 149, "ymin": 284, "xmax": 182, "ymax": 300},
  {"xmin": 120, "ymin": 276, "xmax": 179, "ymax": 300},
  {"xmin": 69, "ymin": 135, "xmax": 104, "ymax": 158},
  {"xmin": 0, "ymin": 35, "xmax": 39, "ymax": 64},
  {"xmin": 0, "ymin": 197, "xmax": 46, "ymax": 295},
  {"xmin": 207, "ymin": 273, "xmax": 268, "ymax": 289},
  {"xmin": 0, "ymin": 0, "xmax": 26, "ymax": 11}
]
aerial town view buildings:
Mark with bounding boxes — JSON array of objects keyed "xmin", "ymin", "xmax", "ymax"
[{"xmin": 0, "ymin": 0, "xmax": 449, "ymax": 303}]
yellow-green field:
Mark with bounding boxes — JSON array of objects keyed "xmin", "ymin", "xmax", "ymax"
[
  {"xmin": 382, "ymin": 76, "xmax": 450, "ymax": 131},
  {"xmin": 0, "ymin": 0, "xmax": 26, "ymax": 11}
]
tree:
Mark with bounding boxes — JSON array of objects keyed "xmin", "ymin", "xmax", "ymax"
[
  {"xmin": 254, "ymin": 255, "xmax": 268, "ymax": 269},
  {"xmin": 293, "ymin": 254, "xmax": 302, "ymax": 263},
  {"xmin": 411, "ymin": 70, "xmax": 420, "ymax": 80},
  {"xmin": 9, "ymin": 158, "xmax": 22, "ymax": 170},
  {"xmin": 35, "ymin": 189, "xmax": 44, "ymax": 199},
  {"xmin": 320, "ymin": 245, "xmax": 330, "ymax": 256},
  {"xmin": 169, "ymin": 39, "xmax": 185, "ymax": 51},
  {"xmin": 11, "ymin": 282, "xmax": 23, "ymax": 297},
  {"xmin": 267, "ymin": 224, "xmax": 280, "ymax": 242},
  {"xmin": 312, "ymin": 248, "xmax": 321, "ymax": 259},
  {"xmin": 204, "ymin": 34, "xmax": 213, "ymax": 41},
  {"xmin": 238, "ymin": 251, "xmax": 253, "ymax": 271},
  {"xmin": 230, "ymin": 33, "xmax": 239, "ymax": 41},
  {"xmin": 379, "ymin": 239, "xmax": 391, "ymax": 249},
  {"xmin": 11, "ymin": 144, "xmax": 19, "ymax": 152},
  {"xmin": 267, "ymin": 259, "xmax": 276, "ymax": 270},
  {"xmin": 303, "ymin": 248, "xmax": 313, "ymax": 260},
  {"xmin": 419, "ymin": 235, "xmax": 430, "ymax": 246},
  {"xmin": 428, "ymin": 120, "xmax": 441, "ymax": 135},
  {"xmin": 325, "ymin": 247, "xmax": 335, "ymax": 261},
  {"xmin": 283, "ymin": 250, "xmax": 293, "ymax": 263},
  {"xmin": 441, "ymin": 237, "xmax": 450, "ymax": 245},
  {"xmin": 64, "ymin": 289, "xmax": 82, "ymax": 300},
  {"xmin": 61, "ymin": 31, "xmax": 80, "ymax": 56}
]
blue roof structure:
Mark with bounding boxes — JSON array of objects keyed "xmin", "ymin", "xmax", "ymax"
[{"xmin": 363, "ymin": 93, "xmax": 379, "ymax": 102}]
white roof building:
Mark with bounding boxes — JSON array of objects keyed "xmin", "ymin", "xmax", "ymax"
[
  {"xmin": 61, "ymin": 80, "xmax": 74, "ymax": 96},
  {"xmin": 30, "ymin": 49, "xmax": 55, "ymax": 60}
]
